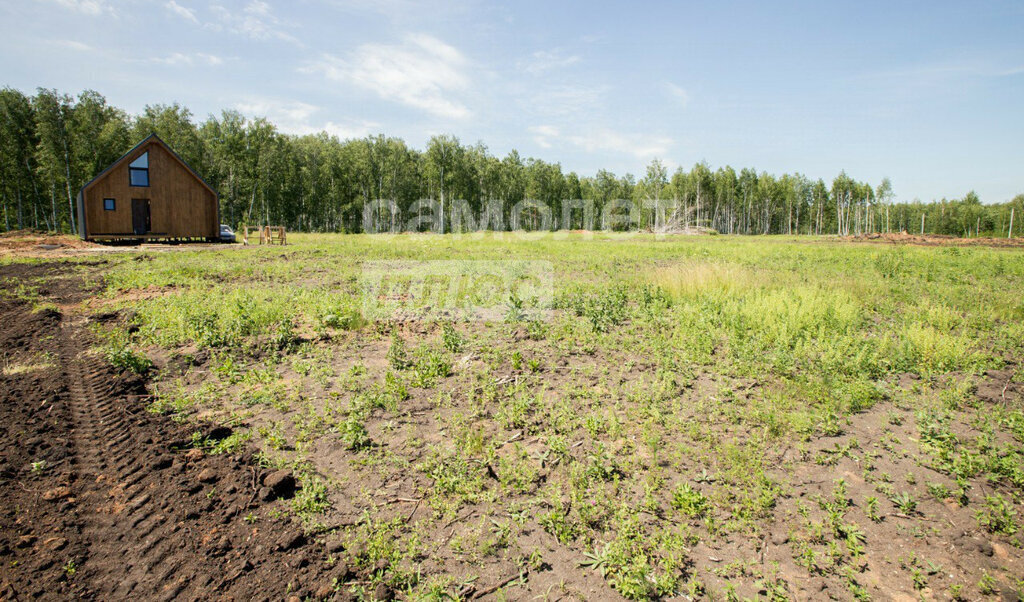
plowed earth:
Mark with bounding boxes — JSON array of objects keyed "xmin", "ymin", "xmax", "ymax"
[{"xmin": 0, "ymin": 263, "xmax": 353, "ymax": 601}]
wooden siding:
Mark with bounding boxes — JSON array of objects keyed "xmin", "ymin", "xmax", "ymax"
[{"xmin": 82, "ymin": 139, "xmax": 217, "ymax": 239}]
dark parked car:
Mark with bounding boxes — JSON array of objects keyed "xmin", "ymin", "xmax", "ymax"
[{"xmin": 219, "ymin": 224, "xmax": 236, "ymax": 243}]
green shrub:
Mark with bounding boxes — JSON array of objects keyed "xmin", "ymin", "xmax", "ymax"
[
  {"xmin": 539, "ymin": 503, "xmax": 579, "ymax": 544},
  {"xmin": 387, "ymin": 334, "xmax": 410, "ymax": 370},
  {"xmin": 319, "ymin": 304, "xmax": 363, "ymax": 331},
  {"xmin": 413, "ymin": 347, "xmax": 452, "ymax": 386},
  {"xmin": 339, "ymin": 414, "xmax": 371, "ymax": 450},
  {"xmin": 292, "ymin": 477, "xmax": 331, "ymax": 517},
  {"xmin": 874, "ymin": 249, "xmax": 905, "ymax": 279},
  {"xmin": 671, "ymin": 483, "xmax": 710, "ymax": 518},
  {"xmin": 976, "ymin": 494, "xmax": 1019, "ymax": 535},
  {"xmin": 106, "ymin": 344, "xmax": 153, "ymax": 374},
  {"xmin": 269, "ymin": 319, "xmax": 298, "ymax": 351},
  {"xmin": 556, "ymin": 284, "xmax": 631, "ymax": 333},
  {"xmin": 441, "ymin": 321, "xmax": 464, "ymax": 352}
]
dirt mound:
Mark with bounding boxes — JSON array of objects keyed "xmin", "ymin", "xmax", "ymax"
[
  {"xmin": 0, "ymin": 265, "xmax": 357, "ymax": 601},
  {"xmin": 844, "ymin": 231, "xmax": 1024, "ymax": 247},
  {"xmin": 650, "ymin": 225, "xmax": 718, "ymax": 236},
  {"xmin": 0, "ymin": 230, "xmax": 104, "ymax": 258}
]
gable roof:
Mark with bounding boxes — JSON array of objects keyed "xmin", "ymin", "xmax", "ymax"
[{"xmin": 79, "ymin": 133, "xmax": 218, "ymax": 198}]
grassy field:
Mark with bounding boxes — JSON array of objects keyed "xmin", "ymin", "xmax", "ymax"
[{"xmin": 12, "ymin": 233, "xmax": 1024, "ymax": 600}]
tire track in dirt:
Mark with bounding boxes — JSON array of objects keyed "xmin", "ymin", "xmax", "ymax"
[
  {"xmin": 56, "ymin": 317, "xmax": 353, "ymax": 601},
  {"xmin": 61, "ymin": 318, "xmax": 214, "ymax": 600},
  {"xmin": 62, "ymin": 322, "xmax": 162, "ymax": 599},
  {"xmin": 1, "ymin": 262, "xmax": 349, "ymax": 601}
]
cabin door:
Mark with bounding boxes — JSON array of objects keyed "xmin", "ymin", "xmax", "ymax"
[{"xmin": 131, "ymin": 199, "xmax": 151, "ymax": 235}]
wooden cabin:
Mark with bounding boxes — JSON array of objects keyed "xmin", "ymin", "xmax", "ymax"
[{"xmin": 77, "ymin": 134, "xmax": 219, "ymax": 241}]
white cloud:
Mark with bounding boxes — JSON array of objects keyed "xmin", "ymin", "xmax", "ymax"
[
  {"xmin": 665, "ymin": 82, "xmax": 689, "ymax": 107},
  {"xmin": 166, "ymin": 0, "xmax": 198, "ymax": 23},
  {"xmin": 47, "ymin": 0, "xmax": 108, "ymax": 15},
  {"xmin": 209, "ymin": 1, "xmax": 299, "ymax": 45},
  {"xmin": 322, "ymin": 0, "xmax": 435, "ymax": 17},
  {"xmin": 151, "ymin": 52, "xmax": 224, "ymax": 66},
  {"xmin": 853, "ymin": 58, "xmax": 1024, "ymax": 90},
  {"xmin": 235, "ymin": 99, "xmax": 379, "ymax": 140},
  {"xmin": 529, "ymin": 84, "xmax": 606, "ymax": 117},
  {"xmin": 153, "ymin": 52, "xmax": 191, "ymax": 65},
  {"xmin": 520, "ymin": 49, "xmax": 581, "ymax": 75},
  {"xmin": 528, "ymin": 125, "xmax": 559, "ymax": 149},
  {"xmin": 529, "ymin": 125, "xmax": 672, "ymax": 159},
  {"xmin": 54, "ymin": 39, "xmax": 94, "ymax": 52},
  {"xmin": 572, "ymin": 128, "xmax": 672, "ymax": 158},
  {"xmin": 236, "ymin": 99, "xmax": 318, "ymax": 124},
  {"xmin": 304, "ymin": 34, "xmax": 471, "ymax": 119},
  {"xmin": 311, "ymin": 121, "xmax": 381, "ymax": 140}
]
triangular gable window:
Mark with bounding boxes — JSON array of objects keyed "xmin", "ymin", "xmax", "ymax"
[{"xmin": 129, "ymin": 152, "xmax": 149, "ymax": 187}]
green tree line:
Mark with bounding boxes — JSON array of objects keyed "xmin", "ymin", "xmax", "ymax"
[{"xmin": 2, "ymin": 87, "xmax": 1022, "ymax": 236}]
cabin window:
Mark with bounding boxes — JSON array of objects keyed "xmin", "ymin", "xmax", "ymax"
[
  {"xmin": 129, "ymin": 152, "xmax": 149, "ymax": 187},
  {"xmin": 103, "ymin": 198, "xmax": 116, "ymax": 211}
]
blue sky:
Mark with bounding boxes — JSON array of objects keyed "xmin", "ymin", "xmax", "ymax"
[{"xmin": 2, "ymin": 0, "xmax": 1022, "ymax": 202}]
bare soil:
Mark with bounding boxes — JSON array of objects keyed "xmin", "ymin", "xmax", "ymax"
[
  {"xmin": 0, "ymin": 230, "xmax": 103, "ymax": 257},
  {"xmin": 0, "ymin": 230, "xmax": 237, "ymax": 259},
  {"xmin": 0, "ymin": 263, "xmax": 360, "ymax": 601},
  {"xmin": 844, "ymin": 231, "xmax": 1024, "ymax": 247},
  {"xmin": 2, "ymin": 259, "xmax": 1023, "ymax": 600}
]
